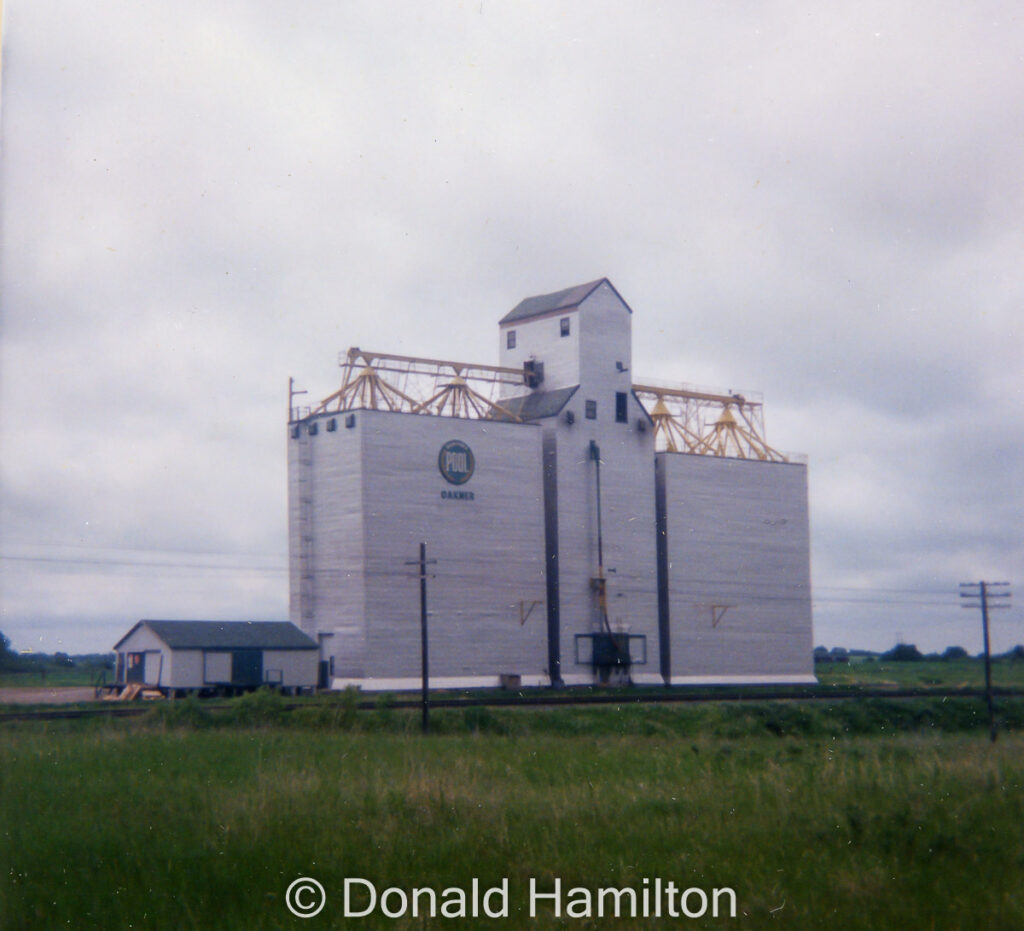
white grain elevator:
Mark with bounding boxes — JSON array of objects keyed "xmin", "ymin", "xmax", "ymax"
[{"xmin": 288, "ymin": 279, "xmax": 814, "ymax": 689}]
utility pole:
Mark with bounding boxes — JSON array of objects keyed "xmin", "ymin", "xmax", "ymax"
[
  {"xmin": 406, "ymin": 543, "xmax": 436, "ymax": 734},
  {"xmin": 960, "ymin": 581, "xmax": 1012, "ymax": 742}
]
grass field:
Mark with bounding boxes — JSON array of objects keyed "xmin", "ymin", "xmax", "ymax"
[
  {"xmin": 0, "ymin": 667, "xmax": 105, "ymax": 688},
  {"xmin": 813, "ymin": 657, "xmax": 1024, "ymax": 690},
  {"xmin": 3, "ymin": 695, "xmax": 1024, "ymax": 930}
]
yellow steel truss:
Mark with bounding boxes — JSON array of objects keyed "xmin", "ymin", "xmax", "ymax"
[
  {"xmin": 632, "ymin": 384, "xmax": 787, "ymax": 462},
  {"xmin": 693, "ymin": 403, "xmax": 785, "ymax": 461},
  {"xmin": 311, "ymin": 349, "xmax": 524, "ymax": 422},
  {"xmin": 298, "ymin": 349, "xmax": 786, "ymax": 461}
]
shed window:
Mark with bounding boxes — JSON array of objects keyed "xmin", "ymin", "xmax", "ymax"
[
  {"xmin": 615, "ymin": 392, "xmax": 628, "ymax": 423},
  {"xmin": 507, "ymin": 329, "xmax": 516, "ymax": 349},
  {"xmin": 560, "ymin": 317, "xmax": 571, "ymax": 337},
  {"xmin": 585, "ymin": 399, "xmax": 597, "ymax": 420}
]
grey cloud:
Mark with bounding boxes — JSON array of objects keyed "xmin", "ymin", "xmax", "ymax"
[{"xmin": 2, "ymin": 1, "xmax": 1021, "ymax": 653}]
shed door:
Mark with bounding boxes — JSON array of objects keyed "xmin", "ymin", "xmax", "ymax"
[
  {"xmin": 231, "ymin": 650, "xmax": 263, "ymax": 686},
  {"xmin": 126, "ymin": 653, "xmax": 146, "ymax": 684}
]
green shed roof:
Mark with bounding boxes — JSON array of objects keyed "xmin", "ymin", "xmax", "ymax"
[{"xmin": 115, "ymin": 620, "xmax": 317, "ymax": 651}]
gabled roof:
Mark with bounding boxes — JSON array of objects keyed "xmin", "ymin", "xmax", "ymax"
[
  {"xmin": 489, "ymin": 385, "xmax": 579, "ymax": 422},
  {"xmin": 499, "ymin": 278, "xmax": 632, "ymax": 325},
  {"xmin": 114, "ymin": 620, "xmax": 317, "ymax": 651}
]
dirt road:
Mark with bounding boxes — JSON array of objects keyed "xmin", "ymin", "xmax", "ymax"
[{"xmin": 0, "ymin": 686, "xmax": 96, "ymax": 705}]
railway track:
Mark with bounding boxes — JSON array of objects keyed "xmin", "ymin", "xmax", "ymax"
[{"xmin": 2, "ymin": 685, "xmax": 1023, "ymax": 723}]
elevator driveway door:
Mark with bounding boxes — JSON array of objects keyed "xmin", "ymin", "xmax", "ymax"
[{"xmin": 231, "ymin": 650, "xmax": 263, "ymax": 687}]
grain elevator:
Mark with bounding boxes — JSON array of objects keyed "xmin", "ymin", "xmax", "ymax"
[{"xmin": 288, "ymin": 279, "xmax": 814, "ymax": 689}]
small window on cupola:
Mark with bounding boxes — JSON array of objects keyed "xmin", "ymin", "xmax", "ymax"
[
  {"xmin": 560, "ymin": 317, "xmax": 571, "ymax": 337},
  {"xmin": 507, "ymin": 330, "xmax": 516, "ymax": 349}
]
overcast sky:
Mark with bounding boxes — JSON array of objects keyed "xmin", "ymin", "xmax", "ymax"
[{"xmin": 2, "ymin": 1, "xmax": 1021, "ymax": 656}]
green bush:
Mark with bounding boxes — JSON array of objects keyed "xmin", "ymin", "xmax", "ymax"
[
  {"xmin": 228, "ymin": 687, "xmax": 285, "ymax": 727},
  {"xmin": 373, "ymin": 691, "xmax": 397, "ymax": 729},
  {"xmin": 148, "ymin": 693, "xmax": 212, "ymax": 729},
  {"xmin": 292, "ymin": 685, "xmax": 362, "ymax": 731}
]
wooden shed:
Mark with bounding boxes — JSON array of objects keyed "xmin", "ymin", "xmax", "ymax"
[{"xmin": 112, "ymin": 620, "xmax": 318, "ymax": 695}]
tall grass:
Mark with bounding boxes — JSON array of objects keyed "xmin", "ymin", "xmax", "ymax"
[
  {"xmin": 301, "ymin": 693, "xmax": 1024, "ymax": 739},
  {"xmin": 3, "ymin": 706, "xmax": 1023, "ymax": 929}
]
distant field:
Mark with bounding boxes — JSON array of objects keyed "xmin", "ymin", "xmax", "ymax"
[
  {"xmin": 814, "ymin": 658, "xmax": 1024, "ymax": 690},
  {"xmin": 2, "ymin": 696, "xmax": 1024, "ymax": 929},
  {"xmin": 4, "ymin": 657, "xmax": 1023, "ymax": 695},
  {"xmin": 0, "ymin": 668, "xmax": 107, "ymax": 688}
]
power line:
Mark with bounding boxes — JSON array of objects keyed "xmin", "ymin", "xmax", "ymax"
[
  {"xmin": 0, "ymin": 551, "xmax": 1015, "ymax": 615},
  {"xmin": 813, "ymin": 584, "xmax": 961, "ymax": 596},
  {"xmin": 0, "ymin": 540, "xmax": 286, "ymax": 558},
  {"xmin": 0, "ymin": 554, "xmax": 286, "ymax": 573}
]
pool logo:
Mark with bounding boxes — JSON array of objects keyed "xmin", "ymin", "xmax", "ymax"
[{"xmin": 438, "ymin": 440, "xmax": 475, "ymax": 485}]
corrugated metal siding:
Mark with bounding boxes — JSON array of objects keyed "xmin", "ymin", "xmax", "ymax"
[
  {"xmin": 537, "ymin": 284, "xmax": 659, "ymax": 682},
  {"xmin": 287, "ymin": 424, "xmax": 307, "ymax": 628},
  {"xmin": 577, "ymin": 283, "xmax": 633, "ymax": 398},
  {"xmin": 546, "ymin": 408, "xmax": 659, "ymax": 680},
  {"xmin": 657, "ymin": 453, "xmax": 813, "ymax": 680},
  {"xmin": 359, "ymin": 411, "xmax": 548, "ymax": 680},
  {"xmin": 289, "ymin": 409, "xmax": 549, "ymax": 682},
  {"xmin": 288, "ymin": 413, "xmax": 368, "ymax": 675},
  {"xmin": 499, "ymin": 309, "xmax": 580, "ymax": 393}
]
